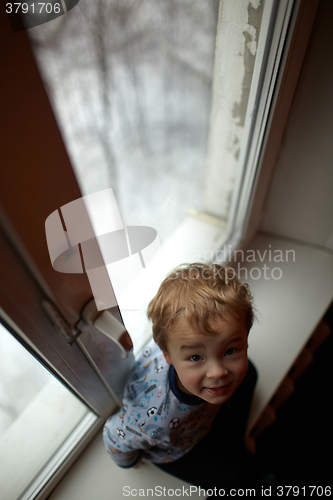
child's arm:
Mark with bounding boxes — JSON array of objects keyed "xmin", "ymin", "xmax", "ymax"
[
  {"xmin": 104, "ymin": 440, "xmax": 142, "ymax": 468},
  {"xmin": 103, "ymin": 340, "xmax": 162, "ymax": 468},
  {"xmin": 103, "ymin": 407, "xmax": 151, "ymax": 469}
]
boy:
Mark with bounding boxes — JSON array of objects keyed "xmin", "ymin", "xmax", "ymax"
[{"xmin": 103, "ymin": 263, "xmax": 258, "ymax": 488}]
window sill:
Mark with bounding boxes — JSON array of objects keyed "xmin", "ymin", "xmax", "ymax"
[
  {"xmin": 47, "ymin": 432, "xmax": 203, "ymax": 500},
  {"xmin": 241, "ymin": 233, "xmax": 333, "ymax": 431},
  {"xmin": 46, "ymin": 232, "xmax": 333, "ymax": 500}
]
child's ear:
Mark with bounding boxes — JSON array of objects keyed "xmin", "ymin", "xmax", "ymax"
[{"xmin": 163, "ymin": 351, "xmax": 172, "ymax": 365}]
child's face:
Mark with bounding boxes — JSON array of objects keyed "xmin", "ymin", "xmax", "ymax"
[{"xmin": 163, "ymin": 316, "xmax": 249, "ymax": 405}]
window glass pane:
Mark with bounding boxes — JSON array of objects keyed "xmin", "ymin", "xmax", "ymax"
[
  {"xmin": 28, "ymin": 0, "xmax": 269, "ymax": 351},
  {"xmin": 29, "ymin": 0, "xmax": 219, "ymax": 242},
  {"xmin": 0, "ymin": 322, "xmax": 96, "ymax": 500},
  {"xmin": 28, "ymin": 0, "xmax": 219, "ymax": 350}
]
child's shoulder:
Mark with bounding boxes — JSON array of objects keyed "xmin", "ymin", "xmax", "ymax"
[
  {"xmin": 128, "ymin": 338, "xmax": 166, "ymax": 383},
  {"xmin": 135, "ymin": 338, "xmax": 164, "ymax": 369}
]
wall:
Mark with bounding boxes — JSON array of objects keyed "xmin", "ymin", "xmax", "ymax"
[{"xmin": 260, "ymin": 0, "xmax": 333, "ymax": 250}]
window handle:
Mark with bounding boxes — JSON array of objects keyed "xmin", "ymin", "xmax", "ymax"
[
  {"xmin": 80, "ymin": 299, "xmax": 133, "ymax": 359},
  {"xmin": 42, "ymin": 298, "xmax": 133, "ymax": 358}
]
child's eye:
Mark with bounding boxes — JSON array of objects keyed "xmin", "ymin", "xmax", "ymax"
[
  {"xmin": 189, "ymin": 355, "xmax": 202, "ymax": 362},
  {"xmin": 225, "ymin": 348, "xmax": 237, "ymax": 356}
]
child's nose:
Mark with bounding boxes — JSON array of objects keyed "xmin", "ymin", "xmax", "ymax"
[{"xmin": 206, "ymin": 360, "xmax": 228, "ymax": 379}]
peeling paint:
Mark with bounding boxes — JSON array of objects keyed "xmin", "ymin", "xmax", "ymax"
[
  {"xmin": 249, "ymin": 0, "xmax": 261, "ymax": 9},
  {"xmin": 205, "ymin": 0, "xmax": 266, "ymax": 219},
  {"xmin": 246, "ymin": 25, "xmax": 258, "ymax": 55},
  {"xmin": 232, "ymin": 0, "xmax": 264, "ymax": 127},
  {"xmin": 248, "ymin": 0, "xmax": 265, "ymax": 34}
]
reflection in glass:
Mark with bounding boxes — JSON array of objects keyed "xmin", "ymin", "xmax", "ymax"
[{"xmin": 0, "ymin": 322, "xmax": 95, "ymax": 500}]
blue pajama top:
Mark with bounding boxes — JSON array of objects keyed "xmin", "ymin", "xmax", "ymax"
[{"xmin": 103, "ymin": 338, "xmax": 220, "ymax": 468}]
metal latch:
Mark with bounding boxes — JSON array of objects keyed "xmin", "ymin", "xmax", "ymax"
[
  {"xmin": 41, "ymin": 299, "xmax": 81, "ymax": 345},
  {"xmin": 41, "ymin": 298, "xmax": 133, "ymax": 358}
]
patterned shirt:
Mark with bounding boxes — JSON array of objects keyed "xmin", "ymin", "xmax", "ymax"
[{"xmin": 103, "ymin": 339, "xmax": 220, "ymax": 468}]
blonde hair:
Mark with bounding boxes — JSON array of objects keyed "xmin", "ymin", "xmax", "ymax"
[{"xmin": 147, "ymin": 263, "xmax": 255, "ymax": 352}]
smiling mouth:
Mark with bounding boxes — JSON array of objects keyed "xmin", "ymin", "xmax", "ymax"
[{"xmin": 205, "ymin": 383, "xmax": 232, "ymax": 396}]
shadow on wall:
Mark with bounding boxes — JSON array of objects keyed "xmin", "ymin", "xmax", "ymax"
[{"xmin": 256, "ymin": 302, "xmax": 333, "ymax": 485}]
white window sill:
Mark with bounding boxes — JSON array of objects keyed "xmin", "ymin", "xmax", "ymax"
[
  {"xmin": 241, "ymin": 233, "xmax": 333, "ymax": 431},
  {"xmin": 47, "ymin": 231, "xmax": 333, "ymax": 500},
  {"xmin": 47, "ymin": 432, "xmax": 204, "ymax": 500}
]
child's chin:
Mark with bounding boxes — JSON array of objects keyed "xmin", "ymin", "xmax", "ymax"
[
  {"xmin": 207, "ymin": 394, "xmax": 232, "ymax": 405},
  {"xmin": 202, "ymin": 387, "xmax": 235, "ymax": 404}
]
